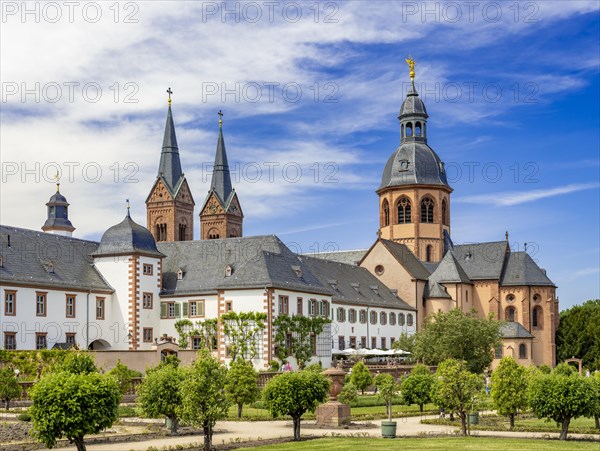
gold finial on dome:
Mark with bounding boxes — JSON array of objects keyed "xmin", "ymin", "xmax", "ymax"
[
  {"xmin": 53, "ymin": 172, "xmax": 60, "ymax": 192},
  {"xmin": 405, "ymin": 55, "xmax": 415, "ymax": 80}
]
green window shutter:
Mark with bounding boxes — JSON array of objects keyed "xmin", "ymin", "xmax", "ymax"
[
  {"xmin": 199, "ymin": 301, "xmax": 205, "ymax": 317},
  {"xmin": 174, "ymin": 303, "xmax": 181, "ymax": 318},
  {"xmin": 182, "ymin": 302, "xmax": 189, "ymax": 317},
  {"xmin": 160, "ymin": 303, "xmax": 167, "ymax": 319}
]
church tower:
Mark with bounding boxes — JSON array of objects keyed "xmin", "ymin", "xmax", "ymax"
[
  {"xmin": 42, "ymin": 178, "xmax": 75, "ymax": 236},
  {"xmin": 146, "ymin": 90, "xmax": 195, "ymax": 242},
  {"xmin": 199, "ymin": 112, "xmax": 243, "ymax": 239},
  {"xmin": 377, "ymin": 58, "xmax": 452, "ymax": 262}
]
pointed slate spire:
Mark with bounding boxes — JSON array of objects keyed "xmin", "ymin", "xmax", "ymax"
[
  {"xmin": 158, "ymin": 96, "xmax": 183, "ymax": 193},
  {"xmin": 210, "ymin": 112, "xmax": 233, "ymax": 203}
]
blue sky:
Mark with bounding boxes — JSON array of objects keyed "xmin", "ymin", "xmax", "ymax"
[{"xmin": 1, "ymin": 1, "xmax": 598, "ymax": 310}]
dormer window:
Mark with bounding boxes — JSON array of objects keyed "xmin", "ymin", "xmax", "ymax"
[
  {"xmin": 291, "ymin": 265, "xmax": 302, "ymax": 278},
  {"xmin": 47, "ymin": 262, "xmax": 54, "ymax": 273},
  {"xmin": 225, "ymin": 265, "xmax": 233, "ymax": 277},
  {"xmin": 328, "ymin": 279, "xmax": 338, "ymax": 290},
  {"xmin": 0, "ymin": 256, "xmax": 3, "ymax": 268},
  {"xmin": 177, "ymin": 269, "xmax": 184, "ymax": 280},
  {"xmin": 351, "ymin": 283, "xmax": 359, "ymax": 292},
  {"xmin": 370, "ymin": 285, "xmax": 379, "ymax": 295}
]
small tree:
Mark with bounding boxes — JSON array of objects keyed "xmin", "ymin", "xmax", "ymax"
[
  {"xmin": 29, "ymin": 371, "xmax": 120, "ymax": 451},
  {"xmin": 225, "ymin": 359, "xmax": 260, "ymax": 418},
  {"xmin": 401, "ymin": 364, "xmax": 434, "ymax": 412},
  {"xmin": 107, "ymin": 360, "xmax": 141, "ymax": 395},
  {"xmin": 0, "ymin": 367, "xmax": 21, "ymax": 410},
  {"xmin": 178, "ymin": 349, "xmax": 230, "ymax": 451},
  {"xmin": 431, "ymin": 359, "xmax": 483, "ymax": 436},
  {"xmin": 137, "ymin": 363, "xmax": 183, "ymax": 434},
  {"xmin": 53, "ymin": 352, "xmax": 97, "ymax": 374},
  {"xmin": 491, "ymin": 356, "xmax": 529, "ymax": 430},
  {"xmin": 350, "ymin": 361, "xmax": 373, "ymax": 395},
  {"xmin": 338, "ymin": 382, "xmax": 358, "ymax": 405},
  {"xmin": 374, "ymin": 373, "xmax": 399, "ymax": 421},
  {"xmin": 529, "ymin": 369, "xmax": 598, "ymax": 440},
  {"xmin": 263, "ymin": 370, "xmax": 329, "ymax": 441}
]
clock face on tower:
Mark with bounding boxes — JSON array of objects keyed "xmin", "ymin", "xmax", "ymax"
[{"xmin": 209, "ymin": 204, "xmax": 217, "ymax": 213}]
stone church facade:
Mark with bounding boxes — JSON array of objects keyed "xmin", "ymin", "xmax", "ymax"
[{"xmin": 0, "ymin": 63, "xmax": 558, "ymax": 369}]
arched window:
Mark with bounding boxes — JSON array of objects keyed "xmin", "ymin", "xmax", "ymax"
[
  {"xmin": 519, "ymin": 343, "xmax": 527, "ymax": 359},
  {"xmin": 505, "ymin": 306, "xmax": 516, "ymax": 322},
  {"xmin": 399, "ymin": 313, "xmax": 405, "ymax": 326},
  {"xmin": 401, "ymin": 124, "xmax": 404, "ymax": 138},
  {"xmin": 380, "ymin": 312, "xmax": 387, "ymax": 325},
  {"xmin": 442, "ymin": 199, "xmax": 448, "ymax": 226},
  {"xmin": 407, "ymin": 313, "xmax": 414, "ymax": 327},
  {"xmin": 382, "ymin": 199, "xmax": 390, "ymax": 227},
  {"xmin": 415, "ymin": 121, "xmax": 422, "ymax": 136},
  {"xmin": 426, "ymin": 245, "xmax": 433, "ymax": 262},
  {"xmin": 420, "ymin": 197, "xmax": 434, "ymax": 223},
  {"xmin": 397, "ymin": 197, "xmax": 412, "ymax": 224},
  {"xmin": 389, "ymin": 312, "xmax": 396, "ymax": 325},
  {"xmin": 406, "ymin": 122, "xmax": 413, "ymax": 137},
  {"xmin": 532, "ymin": 306, "xmax": 543, "ymax": 329}
]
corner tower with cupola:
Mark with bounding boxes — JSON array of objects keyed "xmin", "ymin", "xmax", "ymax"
[
  {"xmin": 146, "ymin": 90, "xmax": 195, "ymax": 242},
  {"xmin": 200, "ymin": 112, "xmax": 243, "ymax": 239},
  {"xmin": 377, "ymin": 57, "xmax": 452, "ymax": 262}
]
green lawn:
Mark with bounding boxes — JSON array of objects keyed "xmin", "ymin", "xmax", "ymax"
[{"xmin": 239, "ymin": 437, "xmax": 599, "ymax": 450}]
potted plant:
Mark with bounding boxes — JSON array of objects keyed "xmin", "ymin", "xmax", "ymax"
[
  {"xmin": 374, "ymin": 373, "xmax": 399, "ymax": 438},
  {"xmin": 468, "ymin": 394, "xmax": 479, "ymax": 425}
]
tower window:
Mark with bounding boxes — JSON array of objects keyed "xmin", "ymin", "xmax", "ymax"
[
  {"xmin": 420, "ymin": 197, "xmax": 434, "ymax": 223},
  {"xmin": 415, "ymin": 122, "xmax": 422, "ymax": 136},
  {"xmin": 442, "ymin": 199, "xmax": 448, "ymax": 226},
  {"xmin": 397, "ymin": 197, "xmax": 412, "ymax": 224},
  {"xmin": 401, "ymin": 124, "xmax": 404, "ymax": 138},
  {"xmin": 426, "ymin": 245, "xmax": 433, "ymax": 262},
  {"xmin": 519, "ymin": 343, "xmax": 527, "ymax": 359},
  {"xmin": 178, "ymin": 224, "xmax": 187, "ymax": 241},
  {"xmin": 406, "ymin": 122, "xmax": 413, "ymax": 137},
  {"xmin": 505, "ymin": 306, "xmax": 516, "ymax": 322},
  {"xmin": 382, "ymin": 199, "xmax": 390, "ymax": 227},
  {"xmin": 155, "ymin": 223, "xmax": 167, "ymax": 242},
  {"xmin": 532, "ymin": 306, "xmax": 543, "ymax": 329}
]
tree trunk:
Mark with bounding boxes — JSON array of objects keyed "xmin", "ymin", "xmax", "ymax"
[
  {"xmin": 4, "ymin": 398, "xmax": 9, "ymax": 410},
  {"xmin": 292, "ymin": 415, "xmax": 301, "ymax": 441},
  {"xmin": 237, "ymin": 403, "xmax": 243, "ymax": 418},
  {"xmin": 203, "ymin": 425, "xmax": 213, "ymax": 451},
  {"xmin": 559, "ymin": 417, "xmax": 570, "ymax": 440},
  {"xmin": 74, "ymin": 437, "xmax": 86, "ymax": 451},
  {"xmin": 387, "ymin": 402, "xmax": 392, "ymax": 421},
  {"xmin": 168, "ymin": 415, "xmax": 178, "ymax": 434},
  {"xmin": 460, "ymin": 413, "xmax": 467, "ymax": 436},
  {"xmin": 450, "ymin": 412, "xmax": 454, "ymax": 421},
  {"xmin": 419, "ymin": 403, "xmax": 423, "ymax": 413},
  {"xmin": 509, "ymin": 413, "xmax": 515, "ymax": 431},
  {"xmin": 595, "ymin": 415, "xmax": 599, "ymax": 430}
]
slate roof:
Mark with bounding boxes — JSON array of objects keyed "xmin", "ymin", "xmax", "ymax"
[
  {"xmin": 425, "ymin": 282, "xmax": 451, "ymax": 299},
  {"xmin": 452, "ymin": 241, "xmax": 508, "ymax": 280},
  {"xmin": 501, "ymin": 252, "xmax": 555, "ymax": 287},
  {"xmin": 378, "ymin": 141, "xmax": 450, "ymax": 191},
  {"xmin": 202, "ymin": 125, "xmax": 234, "ymax": 211},
  {"xmin": 379, "ymin": 239, "xmax": 431, "ymax": 280},
  {"xmin": 93, "ymin": 215, "xmax": 164, "ymax": 258},
  {"xmin": 299, "ymin": 255, "xmax": 415, "ymax": 310},
  {"xmin": 399, "ymin": 82, "xmax": 428, "ymax": 118},
  {"xmin": 500, "ymin": 321, "xmax": 534, "ymax": 339},
  {"xmin": 308, "ymin": 249, "xmax": 367, "ymax": 266},
  {"xmin": 0, "ymin": 225, "xmax": 113, "ymax": 292},
  {"xmin": 158, "ymin": 236, "xmax": 330, "ymax": 296},
  {"xmin": 428, "ymin": 251, "xmax": 471, "ymax": 284},
  {"xmin": 158, "ymin": 104, "xmax": 184, "ymax": 194}
]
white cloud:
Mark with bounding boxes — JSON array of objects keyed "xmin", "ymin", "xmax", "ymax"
[{"xmin": 455, "ymin": 183, "xmax": 599, "ymax": 207}]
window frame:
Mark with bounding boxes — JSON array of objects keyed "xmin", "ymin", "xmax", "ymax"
[
  {"xmin": 4, "ymin": 332, "xmax": 16, "ymax": 350},
  {"xmin": 142, "ymin": 264, "xmax": 153, "ymax": 275},
  {"xmin": 143, "ymin": 328, "xmax": 153, "ymax": 343},
  {"xmin": 278, "ymin": 295, "xmax": 289, "ymax": 315},
  {"xmin": 296, "ymin": 297, "xmax": 303, "ymax": 315},
  {"xmin": 65, "ymin": 294, "xmax": 76, "ymax": 318},
  {"xmin": 35, "ymin": 291, "xmax": 47, "ymax": 317},
  {"xmin": 142, "ymin": 292, "xmax": 153, "ymax": 309},
  {"xmin": 96, "ymin": 297, "xmax": 105, "ymax": 320},
  {"xmin": 370, "ymin": 311, "xmax": 377, "ymax": 325},
  {"xmin": 407, "ymin": 313, "xmax": 414, "ymax": 327},
  {"xmin": 66, "ymin": 333, "xmax": 76, "ymax": 346},
  {"xmin": 4, "ymin": 290, "xmax": 16, "ymax": 316},
  {"xmin": 35, "ymin": 333, "xmax": 47, "ymax": 350},
  {"xmin": 420, "ymin": 196, "xmax": 435, "ymax": 223}
]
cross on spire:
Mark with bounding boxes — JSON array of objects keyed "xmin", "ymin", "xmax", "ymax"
[
  {"xmin": 167, "ymin": 87, "xmax": 173, "ymax": 105},
  {"xmin": 218, "ymin": 109, "xmax": 223, "ymax": 128},
  {"xmin": 53, "ymin": 171, "xmax": 60, "ymax": 192},
  {"xmin": 126, "ymin": 198, "xmax": 131, "ymax": 217}
]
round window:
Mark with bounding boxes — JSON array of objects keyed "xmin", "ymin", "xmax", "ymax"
[
  {"xmin": 375, "ymin": 265, "xmax": 384, "ymax": 275},
  {"xmin": 533, "ymin": 294, "xmax": 541, "ymax": 303},
  {"xmin": 506, "ymin": 294, "xmax": 515, "ymax": 303}
]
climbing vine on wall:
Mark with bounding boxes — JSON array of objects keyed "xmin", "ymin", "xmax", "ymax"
[
  {"xmin": 273, "ymin": 315, "xmax": 331, "ymax": 369},
  {"xmin": 221, "ymin": 312, "xmax": 267, "ymax": 362}
]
